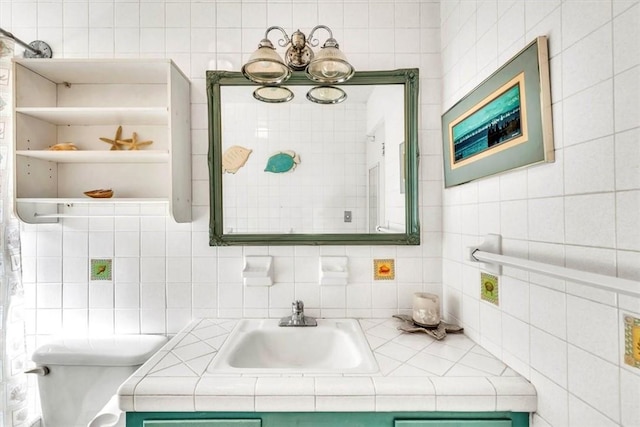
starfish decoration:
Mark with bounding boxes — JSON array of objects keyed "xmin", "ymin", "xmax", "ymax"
[
  {"xmin": 99, "ymin": 126, "xmax": 130, "ymax": 151},
  {"xmin": 117, "ymin": 132, "xmax": 153, "ymax": 150}
]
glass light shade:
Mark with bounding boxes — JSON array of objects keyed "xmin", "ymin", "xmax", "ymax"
[
  {"xmin": 306, "ymin": 86, "xmax": 347, "ymax": 104},
  {"xmin": 253, "ymin": 86, "xmax": 294, "ymax": 103},
  {"xmin": 306, "ymin": 45, "xmax": 354, "ymax": 84},
  {"xmin": 242, "ymin": 46, "xmax": 291, "ymax": 85}
]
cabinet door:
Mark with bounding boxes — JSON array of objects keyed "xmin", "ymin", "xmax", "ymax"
[
  {"xmin": 143, "ymin": 420, "xmax": 261, "ymax": 427},
  {"xmin": 395, "ymin": 421, "xmax": 511, "ymax": 427}
]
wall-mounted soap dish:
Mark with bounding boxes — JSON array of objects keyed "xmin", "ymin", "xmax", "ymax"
[
  {"xmin": 243, "ymin": 255, "xmax": 273, "ymax": 286},
  {"xmin": 319, "ymin": 256, "xmax": 348, "ymax": 285}
]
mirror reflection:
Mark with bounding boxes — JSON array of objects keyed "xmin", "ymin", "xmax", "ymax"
[{"xmin": 207, "ymin": 70, "xmax": 420, "ymax": 246}]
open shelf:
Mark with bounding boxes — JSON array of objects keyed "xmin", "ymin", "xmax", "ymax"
[
  {"xmin": 15, "ymin": 107, "xmax": 168, "ymax": 126},
  {"xmin": 13, "ymin": 58, "xmax": 191, "ymax": 224},
  {"xmin": 17, "ymin": 198, "xmax": 169, "ymax": 204},
  {"xmin": 13, "ymin": 58, "xmax": 171, "ymax": 84},
  {"xmin": 16, "ymin": 150, "xmax": 169, "ymax": 163},
  {"xmin": 16, "ymin": 198, "xmax": 170, "ymax": 221}
]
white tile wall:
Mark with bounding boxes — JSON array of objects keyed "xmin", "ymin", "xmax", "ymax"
[
  {"xmin": 441, "ymin": 1, "xmax": 640, "ymax": 426},
  {"xmin": 615, "ymin": 128, "xmax": 640, "ymax": 191}
]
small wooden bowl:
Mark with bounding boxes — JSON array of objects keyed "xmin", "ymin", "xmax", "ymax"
[
  {"xmin": 48, "ymin": 142, "xmax": 78, "ymax": 151},
  {"xmin": 84, "ymin": 189, "xmax": 113, "ymax": 198}
]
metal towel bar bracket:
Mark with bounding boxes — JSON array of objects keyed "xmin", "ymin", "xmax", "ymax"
[{"xmin": 467, "ymin": 233, "xmax": 502, "ymax": 275}]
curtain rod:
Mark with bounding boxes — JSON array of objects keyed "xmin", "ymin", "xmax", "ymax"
[
  {"xmin": 0, "ymin": 27, "xmax": 52, "ymax": 58},
  {"xmin": 468, "ymin": 234, "xmax": 640, "ymax": 298}
]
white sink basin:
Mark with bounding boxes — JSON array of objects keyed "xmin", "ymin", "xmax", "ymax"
[{"xmin": 207, "ymin": 318, "xmax": 379, "ymax": 374}]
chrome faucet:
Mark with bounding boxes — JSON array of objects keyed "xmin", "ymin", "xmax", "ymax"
[{"xmin": 279, "ymin": 300, "xmax": 317, "ymax": 327}]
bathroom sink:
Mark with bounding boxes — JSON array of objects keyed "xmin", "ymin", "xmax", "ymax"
[{"xmin": 207, "ymin": 318, "xmax": 379, "ymax": 374}]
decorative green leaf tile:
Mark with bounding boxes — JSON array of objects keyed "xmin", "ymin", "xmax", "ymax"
[
  {"xmin": 480, "ymin": 272, "xmax": 499, "ymax": 306},
  {"xmin": 91, "ymin": 259, "xmax": 112, "ymax": 281},
  {"xmin": 624, "ymin": 314, "xmax": 640, "ymax": 369}
]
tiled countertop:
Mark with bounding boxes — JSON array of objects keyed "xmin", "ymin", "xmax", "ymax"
[{"xmin": 118, "ymin": 318, "xmax": 536, "ymax": 413}]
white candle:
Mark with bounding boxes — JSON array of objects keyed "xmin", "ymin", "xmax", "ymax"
[{"xmin": 412, "ymin": 292, "xmax": 441, "ymax": 326}]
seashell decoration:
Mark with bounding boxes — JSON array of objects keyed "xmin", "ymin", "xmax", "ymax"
[
  {"xmin": 48, "ymin": 142, "xmax": 78, "ymax": 151},
  {"xmin": 222, "ymin": 145, "xmax": 253, "ymax": 174}
]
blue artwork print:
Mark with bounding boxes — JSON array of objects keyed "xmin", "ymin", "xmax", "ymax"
[{"xmin": 452, "ymin": 83, "xmax": 523, "ymax": 163}]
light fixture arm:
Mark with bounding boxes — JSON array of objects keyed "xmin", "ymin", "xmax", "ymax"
[
  {"xmin": 262, "ymin": 26, "xmax": 291, "ymax": 48},
  {"xmin": 261, "ymin": 25, "xmax": 336, "ymax": 49},
  {"xmin": 306, "ymin": 25, "xmax": 333, "ymax": 48}
]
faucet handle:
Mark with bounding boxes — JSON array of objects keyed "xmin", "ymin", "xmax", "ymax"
[
  {"xmin": 292, "ymin": 300, "xmax": 304, "ymax": 314},
  {"xmin": 279, "ymin": 299, "xmax": 317, "ymax": 327}
]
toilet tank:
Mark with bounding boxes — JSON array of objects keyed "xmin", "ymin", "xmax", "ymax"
[{"xmin": 31, "ymin": 335, "xmax": 167, "ymax": 427}]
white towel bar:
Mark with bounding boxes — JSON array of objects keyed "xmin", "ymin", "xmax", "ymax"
[
  {"xmin": 376, "ymin": 224, "xmax": 405, "ymax": 233},
  {"xmin": 33, "ymin": 213, "xmax": 165, "ymax": 219},
  {"xmin": 469, "ymin": 234, "xmax": 640, "ymax": 298}
]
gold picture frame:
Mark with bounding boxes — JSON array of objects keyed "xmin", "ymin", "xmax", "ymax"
[{"xmin": 442, "ymin": 36, "xmax": 554, "ymax": 187}]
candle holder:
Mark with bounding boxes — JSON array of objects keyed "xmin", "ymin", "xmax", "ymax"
[{"xmin": 412, "ymin": 292, "xmax": 441, "ymax": 327}]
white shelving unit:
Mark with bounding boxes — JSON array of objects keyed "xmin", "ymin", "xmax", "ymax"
[{"xmin": 12, "ymin": 58, "xmax": 191, "ymax": 223}]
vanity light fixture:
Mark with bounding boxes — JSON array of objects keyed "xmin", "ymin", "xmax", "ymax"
[{"xmin": 242, "ymin": 25, "xmax": 355, "ymax": 86}]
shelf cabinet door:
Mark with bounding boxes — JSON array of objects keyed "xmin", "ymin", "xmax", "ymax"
[
  {"xmin": 395, "ymin": 421, "xmax": 512, "ymax": 427},
  {"xmin": 143, "ymin": 420, "xmax": 261, "ymax": 427}
]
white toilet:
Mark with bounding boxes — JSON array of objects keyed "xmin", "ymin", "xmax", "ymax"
[{"xmin": 29, "ymin": 335, "xmax": 167, "ymax": 427}]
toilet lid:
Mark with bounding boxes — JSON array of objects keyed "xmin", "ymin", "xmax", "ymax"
[{"xmin": 31, "ymin": 335, "xmax": 168, "ymax": 366}]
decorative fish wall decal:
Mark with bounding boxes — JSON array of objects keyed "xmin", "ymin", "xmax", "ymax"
[
  {"xmin": 264, "ymin": 151, "xmax": 301, "ymax": 173},
  {"xmin": 222, "ymin": 145, "xmax": 253, "ymax": 173}
]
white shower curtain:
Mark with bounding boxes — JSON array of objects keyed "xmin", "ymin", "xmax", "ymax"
[{"xmin": 0, "ymin": 36, "xmax": 29, "ymax": 427}]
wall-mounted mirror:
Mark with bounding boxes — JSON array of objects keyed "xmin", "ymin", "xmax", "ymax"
[{"xmin": 207, "ymin": 69, "xmax": 420, "ymax": 245}]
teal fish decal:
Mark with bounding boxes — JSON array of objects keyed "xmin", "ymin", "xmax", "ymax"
[{"xmin": 264, "ymin": 151, "xmax": 301, "ymax": 173}]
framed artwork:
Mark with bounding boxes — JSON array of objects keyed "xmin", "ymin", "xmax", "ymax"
[{"xmin": 442, "ymin": 36, "xmax": 554, "ymax": 187}]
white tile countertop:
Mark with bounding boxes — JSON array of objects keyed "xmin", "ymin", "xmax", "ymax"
[{"xmin": 118, "ymin": 318, "xmax": 536, "ymax": 413}]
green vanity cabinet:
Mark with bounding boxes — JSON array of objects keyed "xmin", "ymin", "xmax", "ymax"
[
  {"xmin": 128, "ymin": 412, "xmax": 528, "ymax": 427},
  {"xmin": 395, "ymin": 421, "xmax": 513, "ymax": 427},
  {"xmin": 143, "ymin": 421, "xmax": 261, "ymax": 427}
]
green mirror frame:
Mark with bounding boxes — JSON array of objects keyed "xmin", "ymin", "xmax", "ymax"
[{"xmin": 207, "ymin": 68, "xmax": 420, "ymax": 246}]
